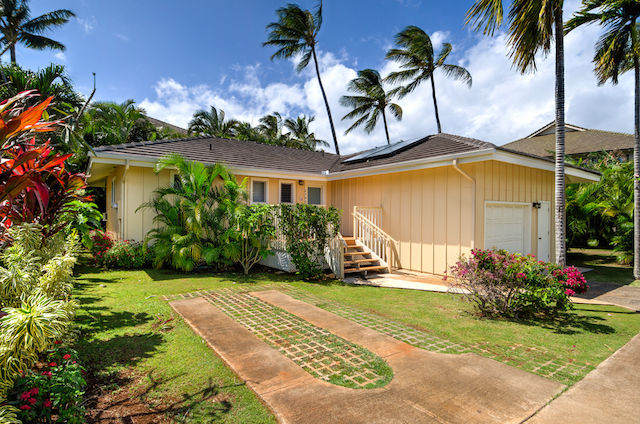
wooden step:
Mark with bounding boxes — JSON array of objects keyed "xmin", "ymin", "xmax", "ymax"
[
  {"xmin": 343, "ymin": 236, "xmax": 357, "ymax": 246},
  {"xmin": 343, "ymin": 251, "xmax": 372, "ymax": 258},
  {"xmin": 344, "ymin": 265, "xmax": 388, "ymax": 274},
  {"xmin": 344, "ymin": 258, "xmax": 378, "ymax": 266}
]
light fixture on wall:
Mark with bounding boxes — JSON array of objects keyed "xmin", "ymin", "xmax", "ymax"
[
  {"xmin": 532, "ymin": 202, "xmax": 541, "ymax": 209},
  {"xmin": 298, "ymin": 180, "xmax": 304, "ymax": 186}
]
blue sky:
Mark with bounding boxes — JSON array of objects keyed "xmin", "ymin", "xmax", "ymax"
[{"xmin": 17, "ymin": 0, "xmax": 634, "ymax": 154}]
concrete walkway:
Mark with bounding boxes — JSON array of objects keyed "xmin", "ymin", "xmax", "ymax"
[
  {"xmin": 573, "ymin": 281, "xmax": 640, "ymax": 312},
  {"xmin": 171, "ymin": 291, "xmax": 564, "ymax": 424},
  {"xmin": 526, "ymin": 330, "xmax": 640, "ymax": 423}
]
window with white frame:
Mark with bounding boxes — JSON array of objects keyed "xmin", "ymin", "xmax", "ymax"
[
  {"xmin": 307, "ymin": 186, "xmax": 323, "ymax": 205},
  {"xmin": 252, "ymin": 179, "xmax": 267, "ymax": 204},
  {"xmin": 279, "ymin": 181, "xmax": 294, "ymax": 204}
]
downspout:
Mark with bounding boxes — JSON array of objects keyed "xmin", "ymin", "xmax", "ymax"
[
  {"xmin": 453, "ymin": 159, "xmax": 476, "ymax": 249},
  {"xmin": 121, "ymin": 160, "xmax": 130, "ymax": 240}
]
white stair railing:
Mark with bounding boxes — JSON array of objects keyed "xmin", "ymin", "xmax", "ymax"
[{"xmin": 353, "ymin": 206, "xmax": 397, "ymax": 272}]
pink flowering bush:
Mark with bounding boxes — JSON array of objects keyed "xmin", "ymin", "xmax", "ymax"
[
  {"xmin": 447, "ymin": 248, "xmax": 588, "ymax": 318},
  {"xmin": 7, "ymin": 345, "xmax": 86, "ymax": 423},
  {"xmin": 95, "ymin": 239, "xmax": 152, "ymax": 269},
  {"xmin": 88, "ymin": 229, "xmax": 113, "ymax": 257}
]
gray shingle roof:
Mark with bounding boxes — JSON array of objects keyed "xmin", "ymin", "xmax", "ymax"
[
  {"xmin": 92, "ymin": 132, "xmax": 599, "ymax": 176},
  {"xmin": 329, "ymin": 133, "xmax": 495, "ymax": 173},
  {"xmin": 94, "ymin": 136, "xmax": 342, "ymax": 174},
  {"xmin": 503, "ymin": 128, "xmax": 633, "ymax": 157}
]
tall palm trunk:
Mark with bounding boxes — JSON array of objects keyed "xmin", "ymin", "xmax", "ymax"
[
  {"xmin": 554, "ymin": 9, "xmax": 566, "ymax": 267},
  {"xmin": 312, "ymin": 48, "xmax": 339, "ymax": 155},
  {"xmin": 632, "ymin": 22, "xmax": 640, "ymax": 279},
  {"xmin": 430, "ymin": 74, "xmax": 442, "ymax": 133},
  {"xmin": 382, "ymin": 108, "xmax": 391, "ymax": 145},
  {"xmin": 10, "ymin": 44, "xmax": 16, "ymax": 64}
]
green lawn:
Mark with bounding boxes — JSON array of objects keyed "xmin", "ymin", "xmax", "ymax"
[
  {"xmin": 568, "ymin": 248, "xmax": 635, "ymax": 285},
  {"xmin": 73, "ymin": 264, "xmax": 640, "ymax": 421}
]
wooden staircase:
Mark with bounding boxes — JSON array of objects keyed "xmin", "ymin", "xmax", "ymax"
[{"xmin": 342, "ymin": 236, "xmax": 388, "ymax": 275}]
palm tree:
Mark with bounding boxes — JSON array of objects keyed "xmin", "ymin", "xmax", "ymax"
[
  {"xmin": 466, "ymin": 0, "xmax": 568, "ymax": 267},
  {"xmin": 0, "ymin": 63, "xmax": 83, "ymax": 110},
  {"xmin": 85, "ymin": 99, "xmax": 146, "ymax": 147},
  {"xmin": 263, "ymin": 1, "xmax": 340, "ymax": 154},
  {"xmin": 258, "ymin": 112, "xmax": 285, "ymax": 142},
  {"xmin": 566, "ymin": 0, "xmax": 640, "ymax": 277},
  {"xmin": 138, "ymin": 153, "xmax": 242, "ymax": 271},
  {"xmin": 385, "ymin": 26, "xmax": 472, "ymax": 134},
  {"xmin": 0, "ymin": 0, "xmax": 75, "ymax": 64},
  {"xmin": 187, "ymin": 105, "xmax": 238, "ymax": 138},
  {"xmin": 284, "ymin": 115, "xmax": 329, "ymax": 150},
  {"xmin": 340, "ymin": 69, "xmax": 403, "ymax": 145}
]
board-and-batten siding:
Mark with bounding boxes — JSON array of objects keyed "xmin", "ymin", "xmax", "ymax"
[{"xmin": 329, "ymin": 160, "xmax": 555, "ymax": 275}]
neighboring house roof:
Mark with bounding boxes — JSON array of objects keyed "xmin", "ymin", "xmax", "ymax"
[
  {"xmin": 144, "ymin": 116, "xmax": 188, "ymax": 135},
  {"xmin": 503, "ymin": 121, "xmax": 633, "ymax": 157},
  {"xmin": 87, "ymin": 132, "xmax": 600, "ymax": 184}
]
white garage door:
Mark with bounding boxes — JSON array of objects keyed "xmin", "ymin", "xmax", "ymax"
[{"xmin": 485, "ymin": 203, "xmax": 530, "ymax": 255}]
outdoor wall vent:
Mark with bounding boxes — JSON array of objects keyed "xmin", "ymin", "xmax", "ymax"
[{"xmin": 532, "ymin": 202, "xmax": 541, "ymax": 209}]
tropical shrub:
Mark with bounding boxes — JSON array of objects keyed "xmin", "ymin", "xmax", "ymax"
[
  {"xmin": 566, "ymin": 155, "xmax": 633, "ymax": 263},
  {"xmin": 222, "ymin": 204, "xmax": 276, "ymax": 275},
  {"xmin": 277, "ymin": 204, "xmax": 341, "ymax": 280},
  {"xmin": 95, "ymin": 239, "xmax": 149, "ymax": 269},
  {"xmin": 139, "ymin": 154, "xmax": 242, "ymax": 271},
  {"xmin": 447, "ymin": 248, "xmax": 588, "ymax": 318},
  {"xmin": 7, "ymin": 345, "xmax": 86, "ymax": 424}
]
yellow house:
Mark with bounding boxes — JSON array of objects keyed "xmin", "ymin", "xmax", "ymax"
[{"xmin": 87, "ymin": 133, "xmax": 599, "ymax": 277}]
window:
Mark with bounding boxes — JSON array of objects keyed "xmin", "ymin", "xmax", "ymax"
[
  {"xmin": 280, "ymin": 182, "xmax": 293, "ymax": 204},
  {"xmin": 252, "ymin": 179, "xmax": 267, "ymax": 204},
  {"xmin": 307, "ymin": 186, "xmax": 323, "ymax": 205}
]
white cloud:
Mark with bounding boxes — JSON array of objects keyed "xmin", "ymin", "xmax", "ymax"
[
  {"xmin": 115, "ymin": 33, "xmax": 129, "ymax": 41},
  {"xmin": 77, "ymin": 16, "xmax": 96, "ymax": 34},
  {"xmin": 138, "ymin": 21, "xmax": 635, "ymax": 154},
  {"xmin": 54, "ymin": 52, "xmax": 67, "ymax": 62}
]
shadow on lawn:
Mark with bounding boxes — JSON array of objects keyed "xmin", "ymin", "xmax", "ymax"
[
  {"xmin": 87, "ymin": 370, "xmax": 237, "ymax": 423},
  {"xmin": 518, "ymin": 311, "xmax": 616, "ymax": 335},
  {"xmin": 75, "ymin": 332, "xmax": 163, "ymax": 375}
]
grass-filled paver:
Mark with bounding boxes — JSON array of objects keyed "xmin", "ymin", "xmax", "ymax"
[
  {"xmin": 197, "ymin": 288, "xmax": 393, "ymax": 389},
  {"xmin": 166, "ymin": 284, "xmax": 596, "ymax": 386}
]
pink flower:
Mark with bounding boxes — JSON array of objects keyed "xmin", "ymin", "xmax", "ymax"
[
  {"xmin": 565, "ymin": 288, "xmax": 576, "ymax": 296},
  {"xmin": 63, "ymin": 354, "xmax": 71, "ymax": 360},
  {"xmin": 20, "ymin": 405, "xmax": 30, "ymax": 410},
  {"xmin": 41, "ymin": 371, "xmax": 52, "ymax": 378},
  {"xmin": 516, "ymin": 272, "xmax": 526, "ymax": 279},
  {"xmin": 28, "ymin": 398, "xmax": 37, "ymax": 405},
  {"xmin": 48, "ymin": 362, "xmax": 57, "ymax": 367},
  {"xmin": 29, "ymin": 388, "xmax": 38, "ymax": 396},
  {"xmin": 19, "ymin": 392, "xmax": 30, "ymax": 400},
  {"xmin": 43, "ymin": 399, "xmax": 52, "ymax": 408}
]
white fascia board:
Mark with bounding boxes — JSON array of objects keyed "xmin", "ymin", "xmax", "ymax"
[
  {"xmin": 326, "ymin": 149, "xmax": 496, "ymax": 180},
  {"xmin": 89, "ymin": 153, "xmax": 329, "ymax": 181},
  {"xmin": 492, "ymin": 151, "xmax": 600, "ymax": 182}
]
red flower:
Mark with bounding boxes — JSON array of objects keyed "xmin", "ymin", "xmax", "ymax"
[
  {"xmin": 29, "ymin": 388, "xmax": 39, "ymax": 395},
  {"xmin": 41, "ymin": 371, "xmax": 52, "ymax": 377},
  {"xmin": 19, "ymin": 392, "xmax": 30, "ymax": 400},
  {"xmin": 54, "ymin": 340, "xmax": 62, "ymax": 345},
  {"xmin": 19, "ymin": 405, "xmax": 30, "ymax": 410},
  {"xmin": 43, "ymin": 399, "xmax": 52, "ymax": 408},
  {"xmin": 48, "ymin": 362, "xmax": 57, "ymax": 367},
  {"xmin": 63, "ymin": 354, "xmax": 71, "ymax": 360},
  {"xmin": 28, "ymin": 398, "xmax": 37, "ymax": 405}
]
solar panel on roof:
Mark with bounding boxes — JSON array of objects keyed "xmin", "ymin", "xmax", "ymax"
[{"xmin": 342, "ymin": 137, "xmax": 425, "ymax": 164}]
